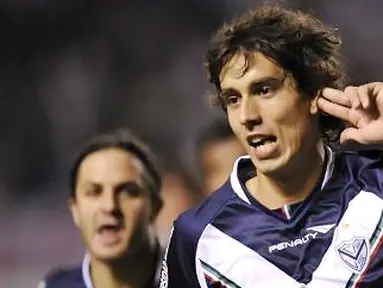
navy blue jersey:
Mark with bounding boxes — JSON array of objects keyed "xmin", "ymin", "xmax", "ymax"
[
  {"xmin": 160, "ymin": 148, "xmax": 383, "ymax": 288},
  {"xmin": 37, "ymin": 255, "xmax": 92, "ymax": 288},
  {"xmin": 40, "ymin": 248, "xmax": 162, "ymax": 288}
]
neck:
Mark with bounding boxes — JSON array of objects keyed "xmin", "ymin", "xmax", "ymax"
[
  {"xmin": 247, "ymin": 142, "xmax": 326, "ymax": 210},
  {"xmin": 90, "ymin": 239, "xmax": 157, "ymax": 288}
]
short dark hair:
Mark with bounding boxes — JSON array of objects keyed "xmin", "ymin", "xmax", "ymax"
[
  {"xmin": 70, "ymin": 128, "xmax": 162, "ymax": 213},
  {"xmin": 205, "ymin": 4, "xmax": 346, "ymax": 143},
  {"xmin": 196, "ymin": 118, "xmax": 238, "ymax": 175},
  {"xmin": 197, "ymin": 118, "xmax": 236, "ymax": 153}
]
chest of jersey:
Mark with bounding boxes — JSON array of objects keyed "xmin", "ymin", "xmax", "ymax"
[{"xmin": 196, "ymin": 189, "xmax": 383, "ymax": 288}]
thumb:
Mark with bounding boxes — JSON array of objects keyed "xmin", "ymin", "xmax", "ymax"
[{"xmin": 340, "ymin": 127, "xmax": 365, "ymax": 145}]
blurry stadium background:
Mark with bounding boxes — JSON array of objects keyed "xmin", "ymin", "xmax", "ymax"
[{"xmin": 0, "ymin": 0, "xmax": 382, "ymax": 286}]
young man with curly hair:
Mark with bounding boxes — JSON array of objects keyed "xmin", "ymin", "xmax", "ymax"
[{"xmin": 160, "ymin": 5, "xmax": 383, "ymax": 287}]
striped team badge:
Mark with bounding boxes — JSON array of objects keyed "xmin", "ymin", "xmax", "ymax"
[{"xmin": 336, "ymin": 237, "xmax": 370, "ymax": 274}]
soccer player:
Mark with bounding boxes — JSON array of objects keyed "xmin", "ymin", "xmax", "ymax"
[
  {"xmin": 197, "ymin": 119, "xmax": 246, "ymax": 195},
  {"xmin": 39, "ymin": 129, "xmax": 163, "ymax": 288},
  {"xmin": 156, "ymin": 160, "xmax": 201, "ymax": 247},
  {"xmin": 160, "ymin": 5, "xmax": 383, "ymax": 287}
]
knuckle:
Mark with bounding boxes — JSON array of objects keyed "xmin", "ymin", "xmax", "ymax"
[{"xmin": 344, "ymin": 86, "xmax": 357, "ymax": 93}]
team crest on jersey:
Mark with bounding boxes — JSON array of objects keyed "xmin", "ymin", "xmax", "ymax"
[{"xmin": 336, "ymin": 237, "xmax": 370, "ymax": 274}]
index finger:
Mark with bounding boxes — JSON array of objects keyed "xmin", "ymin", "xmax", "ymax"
[
  {"xmin": 317, "ymin": 97, "xmax": 351, "ymax": 123},
  {"xmin": 321, "ymin": 87, "xmax": 352, "ymax": 108}
]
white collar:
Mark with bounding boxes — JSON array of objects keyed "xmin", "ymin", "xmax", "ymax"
[
  {"xmin": 81, "ymin": 246, "xmax": 162, "ymax": 288},
  {"xmin": 81, "ymin": 253, "xmax": 93, "ymax": 288},
  {"xmin": 230, "ymin": 146, "xmax": 335, "ymax": 204}
]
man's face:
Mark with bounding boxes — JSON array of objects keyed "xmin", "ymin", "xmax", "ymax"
[
  {"xmin": 219, "ymin": 52, "xmax": 320, "ymax": 177},
  {"xmin": 70, "ymin": 148, "xmax": 153, "ymax": 262},
  {"xmin": 201, "ymin": 137, "xmax": 245, "ymax": 193}
]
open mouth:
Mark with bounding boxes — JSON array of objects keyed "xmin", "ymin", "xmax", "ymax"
[
  {"xmin": 248, "ymin": 135, "xmax": 277, "ymax": 148},
  {"xmin": 98, "ymin": 223, "xmax": 124, "ymax": 235}
]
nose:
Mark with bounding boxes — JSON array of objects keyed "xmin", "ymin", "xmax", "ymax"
[
  {"xmin": 239, "ymin": 97, "xmax": 262, "ymax": 130},
  {"xmin": 101, "ymin": 189, "xmax": 119, "ymax": 213}
]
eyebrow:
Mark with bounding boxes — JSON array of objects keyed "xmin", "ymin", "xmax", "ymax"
[
  {"xmin": 249, "ymin": 76, "xmax": 285, "ymax": 92},
  {"xmin": 115, "ymin": 181, "xmax": 142, "ymax": 192},
  {"xmin": 220, "ymin": 75, "xmax": 286, "ymax": 97},
  {"xmin": 82, "ymin": 182, "xmax": 101, "ymax": 188},
  {"xmin": 81, "ymin": 180, "xmax": 139, "ymax": 189}
]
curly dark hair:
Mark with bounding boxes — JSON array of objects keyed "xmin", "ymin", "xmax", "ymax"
[{"xmin": 205, "ymin": 5, "xmax": 347, "ymax": 143}]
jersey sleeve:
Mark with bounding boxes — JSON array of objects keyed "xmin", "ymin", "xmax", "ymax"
[
  {"xmin": 356, "ymin": 150, "xmax": 383, "ymax": 195},
  {"xmin": 36, "ymin": 267, "xmax": 83, "ymax": 288},
  {"xmin": 36, "ymin": 269, "xmax": 61, "ymax": 288},
  {"xmin": 36, "ymin": 269, "xmax": 57, "ymax": 288},
  {"xmin": 36, "ymin": 280, "xmax": 46, "ymax": 288},
  {"xmin": 158, "ymin": 182, "xmax": 231, "ymax": 288},
  {"xmin": 159, "ymin": 224, "xmax": 202, "ymax": 288}
]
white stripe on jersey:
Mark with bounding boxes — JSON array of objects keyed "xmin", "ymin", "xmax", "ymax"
[
  {"xmin": 196, "ymin": 224, "xmax": 304, "ymax": 288},
  {"xmin": 307, "ymin": 190, "xmax": 383, "ymax": 288},
  {"xmin": 195, "ymin": 191, "xmax": 383, "ymax": 288}
]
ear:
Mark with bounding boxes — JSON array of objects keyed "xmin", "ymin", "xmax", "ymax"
[
  {"xmin": 150, "ymin": 196, "xmax": 163, "ymax": 222},
  {"xmin": 309, "ymin": 91, "xmax": 321, "ymax": 115},
  {"xmin": 68, "ymin": 197, "xmax": 80, "ymax": 228}
]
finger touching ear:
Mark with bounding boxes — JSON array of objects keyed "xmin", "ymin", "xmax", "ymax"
[{"xmin": 310, "ymin": 91, "xmax": 320, "ymax": 115}]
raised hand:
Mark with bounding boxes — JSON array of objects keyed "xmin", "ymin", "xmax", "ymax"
[{"xmin": 317, "ymin": 82, "xmax": 383, "ymax": 145}]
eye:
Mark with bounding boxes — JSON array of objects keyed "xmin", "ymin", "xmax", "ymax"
[
  {"xmin": 222, "ymin": 94, "xmax": 241, "ymax": 107},
  {"xmin": 259, "ymin": 86, "xmax": 271, "ymax": 95},
  {"xmin": 254, "ymin": 85, "xmax": 273, "ymax": 96},
  {"xmin": 85, "ymin": 186, "xmax": 102, "ymax": 197},
  {"xmin": 118, "ymin": 182, "xmax": 143, "ymax": 197},
  {"xmin": 227, "ymin": 95, "xmax": 240, "ymax": 104}
]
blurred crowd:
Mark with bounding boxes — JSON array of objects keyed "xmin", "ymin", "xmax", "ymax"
[{"xmin": 0, "ymin": 0, "xmax": 382, "ymax": 287}]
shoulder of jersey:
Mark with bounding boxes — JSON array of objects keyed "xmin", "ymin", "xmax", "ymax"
[
  {"xmin": 37, "ymin": 266, "xmax": 84, "ymax": 288},
  {"xmin": 335, "ymin": 148, "xmax": 383, "ymax": 169},
  {"xmin": 175, "ymin": 179, "xmax": 234, "ymax": 232},
  {"xmin": 337, "ymin": 147, "xmax": 383, "ymax": 158}
]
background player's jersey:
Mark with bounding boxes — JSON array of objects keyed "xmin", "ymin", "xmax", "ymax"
[
  {"xmin": 37, "ymin": 255, "xmax": 91, "ymax": 288},
  {"xmin": 160, "ymin": 148, "xmax": 383, "ymax": 288},
  {"xmin": 39, "ymin": 249, "xmax": 162, "ymax": 288}
]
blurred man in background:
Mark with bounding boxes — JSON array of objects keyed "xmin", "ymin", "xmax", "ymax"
[
  {"xmin": 197, "ymin": 119, "xmax": 245, "ymax": 195},
  {"xmin": 155, "ymin": 159, "xmax": 201, "ymax": 247},
  {"xmin": 39, "ymin": 128, "xmax": 163, "ymax": 288}
]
